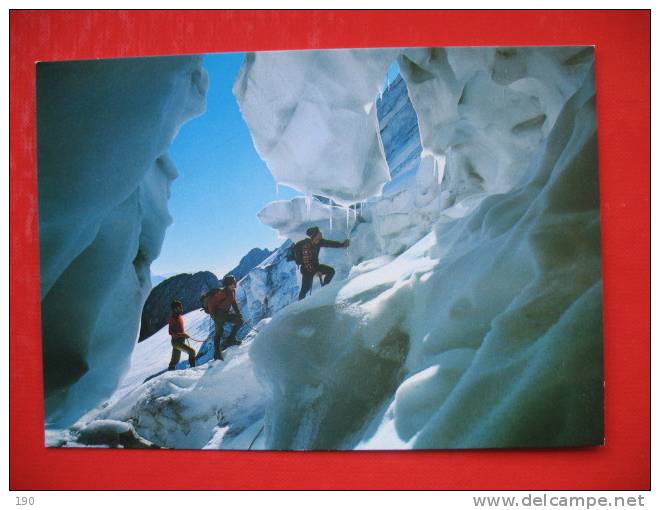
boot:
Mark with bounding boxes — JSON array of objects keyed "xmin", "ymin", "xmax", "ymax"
[
  {"xmin": 213, "ymin": 339, "xmax": 224, "ymax": 361},
  {"xmin": 189, "ymin": 356, "xmax": 196, "ymax": 368}
]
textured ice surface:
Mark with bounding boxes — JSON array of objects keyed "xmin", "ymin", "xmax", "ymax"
[
  {"xmin": 377, "ymin": 74, "xmax": 423, "ymax": 186},
  {"xmin": 245, "ymin": 47, "xmax": 602, "ymax": 449},
  {"xmin": 257, "ymin": 196, "xmax": 355, "ymax": 282},
  {"xmin": 399, "ymin": 47, "xmax": 594, "ymax": 198},
  {"xmin": 234, "ymin": 49, "xmax": 399, "ymax": 205},
  {"xmin": 257, "ymin": 196, "xmax": 356, "ymax": 242},
  {"xmin": 50, "ymin": 311, "xmax": 269, "ymax": 450},
  {"xmin": 46, "ymin": 47, "xmax": 602, "ymax": 450},
  {"xmin": 235, "ymin": 241, "xmax": 300, "ymax": 326},
  {"xmin": 38, "ymin": 55, "xmax": 208, "ymax": 426}
]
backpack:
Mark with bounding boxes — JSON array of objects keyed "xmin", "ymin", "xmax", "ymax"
[
  {"xmin": 293, "ymin": 239, "xmax": 309, "ymax": 265},
  {"xmin": 287, "ymin": 240, "xmax": 307, "ymax": 266},
  {"xmin": 200, "ymin": 288, "xmax": 221, "ymax": 314}
]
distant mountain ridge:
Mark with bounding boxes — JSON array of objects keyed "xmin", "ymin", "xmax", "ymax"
[
  {"xmin": 224, "ymin": 247, "xmax": 273, "ymax": 282},
  {"xmin": 138, "ymin": 271, "xmax": 220, "ymax": 342},
  {"xmin": 139, "ymin": 247, "xmax": 274, "ymax": 342}
]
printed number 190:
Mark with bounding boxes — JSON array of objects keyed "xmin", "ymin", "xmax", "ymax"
[{"xmin": 16, "ymin": 497, "xmax": 34, "ymax": 506}]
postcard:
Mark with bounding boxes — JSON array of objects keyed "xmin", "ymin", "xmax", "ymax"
[{"xmin": 37, "ymin": 46, "xmax": 603, "ymax": 451}]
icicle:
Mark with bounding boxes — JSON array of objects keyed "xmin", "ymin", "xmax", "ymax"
[
  {"xmin": 329, "ymin": 205, "xmax": 333, "ymax": 231},
  {"xmin": 345, "ymin": 206, "xmax": 350, "ymax": 231},
  {"xmin": 436, "ymin": 154, "xmax": 447, "ymax": 185},
  {"xmin": 305, "ymin": 194, "xmax": 312, "ymax": 220},
  {"xmin": 275, "ymin": 182, "xmax": 279, "ymax": 197}
]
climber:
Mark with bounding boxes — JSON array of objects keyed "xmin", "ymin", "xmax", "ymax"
[
  {"xmin": 167, "ymin": 300, "xmax": 196, "ymax": 370},
  {"xmin": 206, "ymin": 274, "xmax": 245, "ymax": 361},
  {"xmin": 297, "ymin": 226, "xmax": 350, "ymax": 301}
]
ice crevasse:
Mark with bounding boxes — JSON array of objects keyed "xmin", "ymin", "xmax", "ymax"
[
  {"xmin": 237, "ymin": 47, "xmax": 602, "ymax": 448},
  {"xmin": 38, "ymin": 56, "xmax": 208, "ymax": 426}
]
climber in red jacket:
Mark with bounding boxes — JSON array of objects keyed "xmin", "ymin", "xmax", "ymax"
[
  {"xmin": 205, "ymin": 275, "xmax": 245, "ymax": 361},
  {"xmin": 167, "ymin": 300, "xmax": 196, "ymax": 370}
]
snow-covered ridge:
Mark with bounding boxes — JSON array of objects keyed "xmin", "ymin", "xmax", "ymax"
[
  {"xmin": 225, "ymin": 247, "xmax": 274, "ymax": 281},
  {"xmin": 38, "ymin": 55, "xmax": 208, "ymax": 427}
]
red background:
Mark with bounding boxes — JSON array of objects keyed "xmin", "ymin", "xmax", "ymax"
[{"xmin": 9, "ymin": 10, "xmax": 650, "ymax": 490}]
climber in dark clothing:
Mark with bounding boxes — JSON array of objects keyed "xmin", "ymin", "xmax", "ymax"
[
  {"xmin": 298, "ymin": 226, "xmax": 350, "ymax": 300},
  {"xmin": 205, "ymin": 274, "xmax": 244, "ymax": 360},
  {"xmin": 168, "ymin": 300, "xmax": 196, "ymax": 370}
]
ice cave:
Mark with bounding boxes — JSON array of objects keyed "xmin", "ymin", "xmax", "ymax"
[{"xmin": 39, "ymin": 47, "xmax": 602, "ymax": 450}]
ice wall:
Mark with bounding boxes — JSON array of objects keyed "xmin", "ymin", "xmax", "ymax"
[
  {"xmin": 399, "ymin": 47, "xmax": 594, "ymax": 199},
  {"xmin": 376, "ymin": 74, "xmax": 423, "ymax": 184},
  {"xmin": 234, "ymin": 49, "xmax": 398, "ymax": 205},
  {"xmin": 38, "ymin": 56, "xmax": 208, "ymax": 426},
  {"xmin": 257, "ymin": 196, "xmax": 356, "ymax": 279},
  {"xmin": 235, "ymin": 242, "xmax": 300, "ymax": 326},
  {"xmin": 241, "ymin": 47, "xmax": 602, "ymax": 449}
]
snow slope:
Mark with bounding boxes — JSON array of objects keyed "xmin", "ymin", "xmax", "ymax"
[
  {"xmin": 49, "ymin": 310, "xmax": 269, "ymax": 450},
  {"xmin": 38, "ymin": 55, "xmax": 208, "ymax": 426}
]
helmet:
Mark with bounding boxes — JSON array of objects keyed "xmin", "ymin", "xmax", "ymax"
[
  {"xmin": 306, "ymin": 226, "xmax": 320, "ymax": 238},
  {"xmin": 223, "ymin": 274, "xmax": 237, "ymax": 286}
]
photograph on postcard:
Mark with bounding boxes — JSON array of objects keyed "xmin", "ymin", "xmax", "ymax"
[{"xmin": 37, "ymin": 46, "xmax": 603, "ymax": 450}]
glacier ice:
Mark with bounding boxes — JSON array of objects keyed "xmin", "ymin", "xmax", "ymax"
[
  {"xmin": 399, "ymin": 47, "xmax": 594, "ymax": 198},
  {"xmin": 257, "ymin": 196, "xmax": 356, "ymax": 282},
  {"xmin": 38, "ymin": 55, "xmax": 208, "ymax": 426},
  {"xmin": 234, "ymin": 49, "xmax": 399, "ymax": 206},
  {"xmin": 243, "ymin": 47, "xmax": 602, "ymax": 449},
  {"xmin": 46, "ymin": 46, "xmax": 602, "ymax": 451},
  {"xmin": 50, "ymin": 311, "xmax": 269, "ymax": 450},
  {"xmin": 257, "ymin": 196, "xmax": 356, "ymax": 242},
  {"xmin": 235, "ymin": 241, "xmax": 300, "ymax": 326}
]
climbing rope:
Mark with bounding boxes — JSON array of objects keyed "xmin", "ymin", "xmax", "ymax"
[{"xmin": 185, "ymin": 321, "xmax": 263, "ymax": 348}]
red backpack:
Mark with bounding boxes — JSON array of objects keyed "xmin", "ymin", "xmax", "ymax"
[{"xmin": 200, "ymin": 288, "xmax": 221, "ymax": 314}]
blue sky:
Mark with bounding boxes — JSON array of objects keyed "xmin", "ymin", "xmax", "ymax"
[
  {"xmin": 152, "ymin": 52, "xmax": 400, "ymax": 278},
  {"xmin": 152, "ymin": 52, "xmax": 299, "ymax": 278}
]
